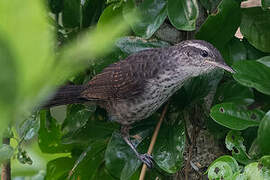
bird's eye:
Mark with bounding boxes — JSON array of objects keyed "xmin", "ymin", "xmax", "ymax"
[{"xmin": 201, "ymin": 50, "xmax": 208, "ymax": 57}]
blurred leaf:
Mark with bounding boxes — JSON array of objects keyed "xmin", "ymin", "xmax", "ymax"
[
  {"xmin": 257, "ymin": 111, "xmax": 270, "ymax": 155},
  {"xmin": 210, "ymin": 103, "xmax": 264, "ymax": 130},
  {"xmin": 153, "ymin": 116, "xmax": 185, "ymax": 173},
  {"xmin": 262, "ymin": 0, "xmax": 270, "ymax": 10},
  {"xmin": 196, "ymin": 0, "xmax": 241, "ymax": 49},
  {"xmin": 207, "ymin": 155, "xmax": 239, "ymax": 180},
  {"xmin": 105, "ymin": 131, "xmax": 143, "ymax": 180},
  {"xmin": 17, "ymin": 148, "xmax": 33, "ymax": 165},
  {"xmin": 0, "ymin": 144, "xmax": 14, "ymax": 164},
  {"xmin": 116, "ymin": 36, "xmax": 170, "ymax": 54},
  {"xmin": 124, "ymin": 0, "xmax": 167, "ymax": 39},
  {"xmin": 243, "ymin": 161, "xmax": 270, "ymax": 179},
  {"xmin": 168, "ymin": 0, "xmax": 199, "ymax": 31},
  {"xmin": 38, "ymin": 110, "xmax": 73, "ymax": 153},
  {"xmin": 214, "ymin": 80, "xmax": 254, "ymax": 105},
  {"xmin": 240, "ymin": 7, "xmax": 270, "ymax": 53},
  {"xmin": 92, "ymin": 163, "xmax": 117, "ymax": 180},
  {"xmin": 71, "ymin": 140, "xmax": 107, "ymax": 179},
  {"xmin": 46, "ymin": 157, "xmax": 75, "ymax": 180},
  {"xmin": 249, "ymin": 138, "xmax": 263, "ymax": 160},
  {"xmin": 259, "ymin": 156, "xmax": 270, "ymax": 169},
  {"xmin": 225, "ymin": 130, "xmax": 253, "ymax": 165},
  {"xmin": 48, "ymin": 0, "xmax": 63, "ymax": 13},
  {"xmin": 62, "ymin": 0, "xmax": 80, "ymax": 28},
  {"xmin": 82, "ymin": 0, "xmax": 106, "ymax": 27},
  {"xmin": 233, "ymin": 60, "xmax": 270, "ymax": 95}
]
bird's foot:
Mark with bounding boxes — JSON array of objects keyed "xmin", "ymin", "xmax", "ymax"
[{"xmin": 139, "ymin": 153, "xmax": 154, "ymax": 169}]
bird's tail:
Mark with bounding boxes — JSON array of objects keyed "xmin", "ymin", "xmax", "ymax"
[{"xmin": 43, "ymin": 85, "xmax": 87, "ymax": 108}]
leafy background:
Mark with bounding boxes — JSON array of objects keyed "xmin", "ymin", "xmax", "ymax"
[{"xmin": 0, "ymin": 0, "xmax": 270, "ymax": 179}]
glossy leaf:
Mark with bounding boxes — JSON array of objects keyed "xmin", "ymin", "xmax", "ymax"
[
  {"xmin": 17, "ymin": 113, "xmax": 40, "ymax": 141},
  {"xmin": 116, "ymin": 36, "xmax": 170, "ymax": 54},
  {"xmin": 240, "ymin": 7, "xmax": 270, "ymax": 53},
  {"xmin": 199, "ymin": 0, "xmax": 221, "ymax": 12},
  {"xmin": 210, "ymin": 103, "xmax": 264, "ymax": 130},
  {"xmin": 257, "ymin": 111, "xmax": 270, "ymax": 155},
  {"xmin": 48, "ymin": 0, "xmax": 63, "ymax": 13},
  {"xmin": 38, "ymin": 110, "xmax": 73, "ymax": 153},
  {"xmin": 105, "ymin": 132, "xmax": 142, "ymax": 180},
  {"xmin": 62, "ymin": 0, "xmax": 80, "ymax": 28},
  {"xmin": 257, "ymin": 56, "xmax": 270, "ymax": 68},
  {"xmin": 173, "ymin": 68, "xmax": 223, "ymax": 109},
  {"xmin": 46, "ymin": 157, "xmax": 75, "ymax": 180},
  {"xmin": 71, "ymin": 141, "xmax": 107, "ymax": 179},
  {"xmin": 214, "ymin": 80, "xmax": 254, "ymax": 105},
  {"xmin": 207, "ymin": 155, "xmax": 239, "ymax": 180},
  {"xmin": 124, "ymin": 0, "xmax": 167, "ymax": 39},
  {"xmin": 225, "ymin": 130, "xmax": 253, "ymax": 165},
  {"xmin": 82, "ymin": 0, "xmax": 106, "ymax": 27},
  {"xmin": 233, "ymin": 60, "xmax": 270, "ymax": 95},
  {"xmin": 153, "ymin": 117, "xmax": 185, "ymax": 173},
  {"xmin": 62, "ymin": 107, "xmax": 118, "ymax": 144},
  {"xmin": 196, "ymin": 0, "xmax": 241, "ymax": 49},
  {"xmin": 168, "ymin": 0, "xmax": 198, "ymax": 31},
  {"xmin": 0, "ymin": 144, "xmax": 14, "ymax": 164},
  {"xmin": 262, "ymin": 0, "xmax": 270, "ymax": 10}
]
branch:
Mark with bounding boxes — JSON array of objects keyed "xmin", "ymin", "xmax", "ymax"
[
  {"xmin": 1, "ymin": 137, "xmax": 11, "ymax": 180},
  {"xmin": 139, "ymin": 103, "xmax": 169, "ymax": 180}
]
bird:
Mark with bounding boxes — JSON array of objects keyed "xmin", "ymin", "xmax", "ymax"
[{"xmin": 44, "ymin": 39, "xmax": 234, "ymax": 168}]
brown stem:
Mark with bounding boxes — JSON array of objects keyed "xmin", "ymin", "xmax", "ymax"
[
  {"xmin": 139, "ymin": 103, "xmax": 169, "ymax": 180},
  {"xmin": 1, "ymin": 137, "xmax": 11, "ymax": 180}
]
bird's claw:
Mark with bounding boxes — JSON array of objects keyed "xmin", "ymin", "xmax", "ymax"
[{"xmin": 139, "ymin": 153, "xmax": 154, "ymax": 169}]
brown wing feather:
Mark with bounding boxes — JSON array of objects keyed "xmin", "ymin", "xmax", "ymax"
[{"xmin": 81, "ymin": 56, "xmax": 147, "ymax": 100}]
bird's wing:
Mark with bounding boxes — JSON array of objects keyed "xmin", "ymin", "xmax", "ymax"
[{"xmin": 81, "ymin": 51, "xmax": 159, "ymax": 100}]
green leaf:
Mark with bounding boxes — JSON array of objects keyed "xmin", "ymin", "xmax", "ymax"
[
  {"xmin": 262, "ymin": 0, "xmax": 270, "ymax": 10},
  {"xmin": 105, "ymin": 132, "xmax": 142, "ymax": 180},
  {"xmin": 240, "ymin": 7, "xmax": 270, "ymax": 53},
  {"xmin": 207, "ymin": 155, "xmax": 239, "ymax": 180},
  {"xmin": 62, "ymin": 107, "xmax": 118, "ymax": 144},
  {"xmin": 243, "ymin": 161, "xmax": 270, "ymax": 180},
  {"xmin": 71, "ymin": 141, "xmax": 107, "ymax": 179},
  {"xmin": 82, "ymin": 0, "xmax": 106, "ymax": 27},
  {"xmin": 62, "ymin": 0, "xmax": 80, "ymax": 28},
  {"xmin": 233, "ymin": 60, "xmax": 270, "ymax": 95},
  {"xmin": 168, "ymin": 0, "xmax": 199, "ymax": 31},
  {"xmin": 196, "ymin": 0, "xmax": 241, "ymax": 49},
  {"xmin": 173, "ymin": 68, "xmax": 224, "ymax": 109},
  {"xmin": 199, "ymin": 0, "xmax": 221, "ymax": 12},
  {"xmin": 46, "ymin": 157, "xmax": 75, "ymax": 180},
  {"xmin": 38, "ymin": 110, "xmax": 73, "ymax": 153},
  {"xmin": 225, "ymin": 130, "xmax": 253, "ymax": 165},
  {"xmin": 47, "ymin": 0, "xmax": 63, "ymax": 13},
  {"xmin": 116, "ymin": 36, "xmax": 170, "ymax": 54},
  {"xmin": 124, "ymin": 0, "xmax": 167, "ymax": 39},
  {"xmin": 210, "ymin": 103, "xmax": 264, "ymax": 130},
  {"xmin": 214, "ymin": 80, "xmax": 254, "ymax": 105},
  {"xmin": 0, "ymin": 144, "xmax": 14, "ymax": 164},
  {"xmin": 153, "ymin": 116, "xmax": 185, "ymax": 173},
  {"xmin": 17, "ymin": 113, "xmax": 40, "ymax": 141},
  {"xmin": 257, "ymin": 56, "xmax": 270, "ymax": 68},
  {"xmin": 257, "ymin": 111, "xmax": 270, "ymax": 154}
]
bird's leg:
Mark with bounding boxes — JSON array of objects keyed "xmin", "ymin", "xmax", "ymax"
[{"xmin": 120, "ymin": 125, "xmax": 154, "ymax": 168}]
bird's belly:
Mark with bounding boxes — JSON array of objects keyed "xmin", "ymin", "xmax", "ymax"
[{"xmin": 110, "ymin": 75, "xmax": 182, "ymax": 125}]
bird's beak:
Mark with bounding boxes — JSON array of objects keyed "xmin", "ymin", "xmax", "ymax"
[{"xmin": 205, "ymin": 59, "xmax": 235, "ymax": 73}]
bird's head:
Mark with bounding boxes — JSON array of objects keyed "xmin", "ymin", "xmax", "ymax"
[{"xmin": 177, "ymin": 40, "xmax": 234, "ymax": 74}]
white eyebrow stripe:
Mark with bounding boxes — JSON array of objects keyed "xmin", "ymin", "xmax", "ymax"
[{"xmin": 183, "ymin": 43, "xmax": 210, "ymax": 52}]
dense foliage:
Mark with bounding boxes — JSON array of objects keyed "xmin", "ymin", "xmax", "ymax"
[{"xmin": 0, "ymin": 0, "xmax": 270, "ymax": 179}]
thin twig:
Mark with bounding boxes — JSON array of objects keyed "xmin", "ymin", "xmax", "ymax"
[
  {"xmin": 139, "ymin": 103, "xmax": 169, "ymax": 180},
  {"xmin": 1, "ymin": 137, "xmax": 11, "ymax": 180}
]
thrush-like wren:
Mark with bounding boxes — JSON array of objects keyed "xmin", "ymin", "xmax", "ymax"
[{"xmin": 45, "ymin": 40, "xmax": 234, "ymax": 168}]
